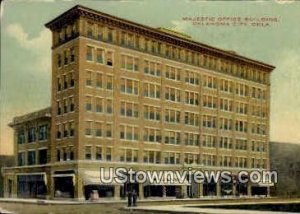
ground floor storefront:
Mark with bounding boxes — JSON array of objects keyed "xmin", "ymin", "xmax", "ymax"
[{"xmin": 2, "ymin": 164, "xmax": 272, "ymax": 200}]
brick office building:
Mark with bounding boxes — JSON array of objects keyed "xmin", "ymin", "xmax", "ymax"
[{"xmin": 2, "ymin": 5, "xmax": 275, "ymax": 200}]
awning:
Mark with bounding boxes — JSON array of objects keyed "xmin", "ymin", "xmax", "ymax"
[{"xmin": 83, "ymin": 170, "xmax": 118, "ymax": 186}]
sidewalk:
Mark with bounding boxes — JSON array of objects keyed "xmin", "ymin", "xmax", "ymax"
[{"xmin": 0, "ymin": 207, "xmax": 13, "ymax": 214}]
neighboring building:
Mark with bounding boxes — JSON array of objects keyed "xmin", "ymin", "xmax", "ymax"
[
  {"xmin": 270, "ymin": 142, "xmax": 300, "ymax": 197},
  {"xmin": 0, "ymin": 155, "xmax": 14, "ymax": 197},
  {"xmin": 3, "ymin": 5, "xmax": 275, "ymax": 200},
  {"xmin": 2, "ymin": 108, "xmax": 51, "ymax": 198}
]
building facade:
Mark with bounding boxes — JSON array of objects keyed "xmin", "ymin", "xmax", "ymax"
[{"xmin": 3, "ymin": 5, "xmax": 274, "ymax": 200}]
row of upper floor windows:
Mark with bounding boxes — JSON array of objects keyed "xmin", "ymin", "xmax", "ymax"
[
  {"xmin": 17, "ymin": 149, "xmax": 48, "ymax": 166},
  {"xmin": 83, "ymin": 95, "xmax": 268, "ymax": 120},
  {"xmin": 82, "ymin": 68, "xmax": 268, "ymax": 99},
  {"xmin": 17, "ymin": 124, "xmax": 49, "ymax": 144},
  {"xmin": 82, "ymin": 145, "xmax": 267, "ymax": 168},
  {"xmin": 53, "ymin": 21, "xmax": 269, "ymax": 85},
  {"xmin": 82, "ymin": 120, "xmax": 267, "ymax": 144}
]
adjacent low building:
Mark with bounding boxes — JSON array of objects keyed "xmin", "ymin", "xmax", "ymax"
[{"xmin": 2, "ymin": 5, "xmax": 275, "ymax": 200}]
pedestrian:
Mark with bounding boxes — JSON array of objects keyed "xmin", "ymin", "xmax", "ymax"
[
  {"xmin": 127, "ymin": 190, "xmax": 132, "ymax": 207},
  {"xmin": 132, "ymin": 189, "xmax": 137, "ymax": 206}
]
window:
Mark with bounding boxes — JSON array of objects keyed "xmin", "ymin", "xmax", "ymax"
[
  {"xmin": 96, "ymin": 24, "xmax": 103, "ymax": 40},
  {"xmin": 28, "ymin": 150, "xmax": 36, "ymax": 165},
  {"xmin": 236, "ymin": 83, "xmax": 249, "ymax": 97},
  {"xmin": 63, "ymin": 50, "xmax": 68, "ymax": 65},
  {"xmin": 219, "ymin": 137, "xmax": 232, "ymax": 149},
  {"xmin": 39, "ymin": 125, "xmax": 48, "ymax": 141},
  {"xmin": 220, "ymin": 156, "xmax": 232, "ymax": 167},
  {"xmin": 95, "ymin": 122, "xmax": 103, "ymax": 137},
  {"xmin": 106, "ymin": 147, "xmax": 112, "ymax": 161},
  {"xmin": 63, "ymin": 75, "xmax": 68, "ymax": 90},
  {"xmin": 70, "ymin": 97, "xmax": 75, "ymax": 112},
  {"xmin": 165, "ymin": 66, "xmax": 180, "ymax": 81},
  {"xmin": 96, "ymin": 48, "xmax": 104, "ymax": 64},
  {"xmin": 106, "ymin": 124, "xmax": 112, "ymax": 138},
  {"xmin": 28, "ymin": 127, "xmax": 36, "ymax": 143},
  {"xmin": 95, "ymin": 97, "xmax": 103, "ymax": 113},
  {"xmin": 86, "ymin": 70, "xmax": 92, "ymax": 86},
  {"xmin": 18, "ymin": 152, "xmax": 25, "ymax": 166},
  {"xmin": 184, "ymin": 153, "xmax": 199, "ymax": 165},
  {"xmin": 185, "ymin": 91, "xmax": 199, "ymax": 106},
  {"xmin": 235, "ymin": 139, "xmax": 248, "ymax": 150},
  {"xmin": 202, "ymin": 115, "xmax": 217, "ymax": 128},
  {"xmin": 63, "ymin": 99, "xmax": 68, "ymax": 114},
  {"xmin": 120, "ymin": 101, "xmax": 139, "ymax": 118},
  {"xmin": 87, "ymin": 22, "xmax": 94, "ymax": 38},
  {"xmin": 235, "ymin": 120, "xmax": 248, "ymax": 133},
  {"xmin": 184, "ymin": 112, "xmax": 199, "ymax": 126},
  {"xmin": 85, "ymin": 121, "xmax": 92, "ymax": 136},
  {"xmin": 120, "ymin": 148, "xmax": 138, "ymax": 162},
  {"xmin": 202, "ymin": 154, "xmax": 216, "ymax": 166},
  {"xmin": 121, "ymin": 55, "xmax": 139, "ymax": 71},
  {"xmin": 96, "ymin": 146, "xmax": 102, "ymax": 160},
  {"xmin": 144, "ymin": 105, "xmax": 160, "ymax": 121},
  {"xmin": 164, "ymin": 131, "xmax": 181, "ymax": 145},
  {"xmin": 202, "ymin": 135, "xmax": 216, "ymax": 147},
  {"xmin": 120, "ymin": 125, "xmax": 138, "ymax": 141},
  {"xmin": 236, "ymin": 102, "xmax": 248, "ymax": 115},
  {"xmin": 69, "ymin": 72, "xmax": 75, "ymax": 87},
  {"xmin": 220, "ymin": 98, "xmax": 233, "ymax": 112},
  {"xmin": 144, "ymin": 150, "xmax": 161, "ymax": 164},
  {"xmin": 18, "ymin": 130, "xmax": 25, "ymax": 144},
  {"xmin": 85, "ymin": 96, "xmax": 92, "ymax": 111},
  {"xmin": 69, "ymin": 122, "xmax": 74, "ymax": 137},
  {"xmin": 143, "ymin": 128, "xmax": 161, "ymax": 143},
  {"xmin": 70, "ymin": 47, "xmax": 75, "ymax": 62},
  {"xmin": 164, "ymin": 152, "xmax": 180, "ymax": 164},
  {"xmin": 220, "ymin": 79, "xmax": 233, "ymax": 93},
  {"xmin": 63, "ymin": 123, "xmax": 68, "ymax": 138},
  {"xmin": 57, "ymin": 77, "xmax": 62, "ymax": 91},
  {"xmin": 106, "ymin": 99, "xmax": 113, "ymax": 114},
  {"xmin": 56, "ymin": 149, "xmax": 61, "ymax": 161},
  {"xmin": 56, "ymin": 124, "xmax": 62, "ymax": 139},
  {"xmin": 106, "ymin": 51, "xmax": 113, "ymax": 66},
  {"xmin": 203, "ymin": 75, "xmax": 217, "ymax": 89},
  {"xmin": 120, "ymin": 78, "xmax": 139, "ymax": 95},
  {"xmin": 85, "ymin": 146, "xmax": 92, "ymax": 160},
  {"xmin": 86, "ymin": 46, "xmax": 93, "ymax": 61},
  {"xmin": 38, "ymin": 149, "xmax": 47, "ymax": 164},
  {"xmin": 185, "ymin": 71, "xmax": 200, "ymax": 85},
  {"xmin": 144, "ymin": 60, "xmax": 161, "ymax": 77},
  {"xmin": 57, "ymin": 54, "xmax": 62, "ymax": 67},
  {"xmin": 165, "ymin": 87, "xmax": 180, "ymax": 102},
  {"xmin": 203, "ymin": 95, "xmax": 217, "ymax": 109},
  {"xmin": 107, "ymin": 28, "xmax": 114, "ymax": 42},
  {"xmin": 165, "ymin": 109, "xmax": 180, "ymax": 123},
  {"xmin": 184, "ymin": 132, "xmax": 199, "ymax": 146},
  {"xmin": 106, "ymin": 75, "xmax": 113, "ymax": 90},
  {"xmin": 144, "ymin": 83, "xmax": 160, "ymax": 99},
  {"xmin": 219, "ymin": 118, "xmax": 233, "ymax": 131}
]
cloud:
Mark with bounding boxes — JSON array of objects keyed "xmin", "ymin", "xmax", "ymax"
[
  {"xmin": 6, "ymin": 23, "xmax": 51, "ymax": 51},
  {"xmin": 275, "ymin": 0, "xmax": 295, "ymax": 4},
  {"xmin": 6, "ymin": 23, "xmax": 51, "ymax": 74}
]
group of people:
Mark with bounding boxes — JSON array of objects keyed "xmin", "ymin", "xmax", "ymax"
[{"xmin": 127, "ymin": 189, "xmax": 138, "ymax": 207}]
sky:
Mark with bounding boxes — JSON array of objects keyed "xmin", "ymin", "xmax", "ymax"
[{"xmin": 1, "ymin": 0, "xmax": 300, "ymax": 155}]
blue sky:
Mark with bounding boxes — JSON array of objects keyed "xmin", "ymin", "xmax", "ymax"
[{"xmin": 1, "ymin": 0, "xmax": 300, "ymax": 154}]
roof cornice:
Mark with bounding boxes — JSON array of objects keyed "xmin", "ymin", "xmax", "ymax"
[{"xmin": 45, "ymin": 4, "xmax": 275, "ymax": 71}]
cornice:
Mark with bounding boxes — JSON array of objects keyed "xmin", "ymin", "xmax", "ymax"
[{"xmin": 45, "ymin": 5, "xmax": 275, "ymax": 72}]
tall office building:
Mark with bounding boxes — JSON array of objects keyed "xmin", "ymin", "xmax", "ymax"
[{"xmin": 3, "ymin": 5, "xmax": 274, "ymax": 200}]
